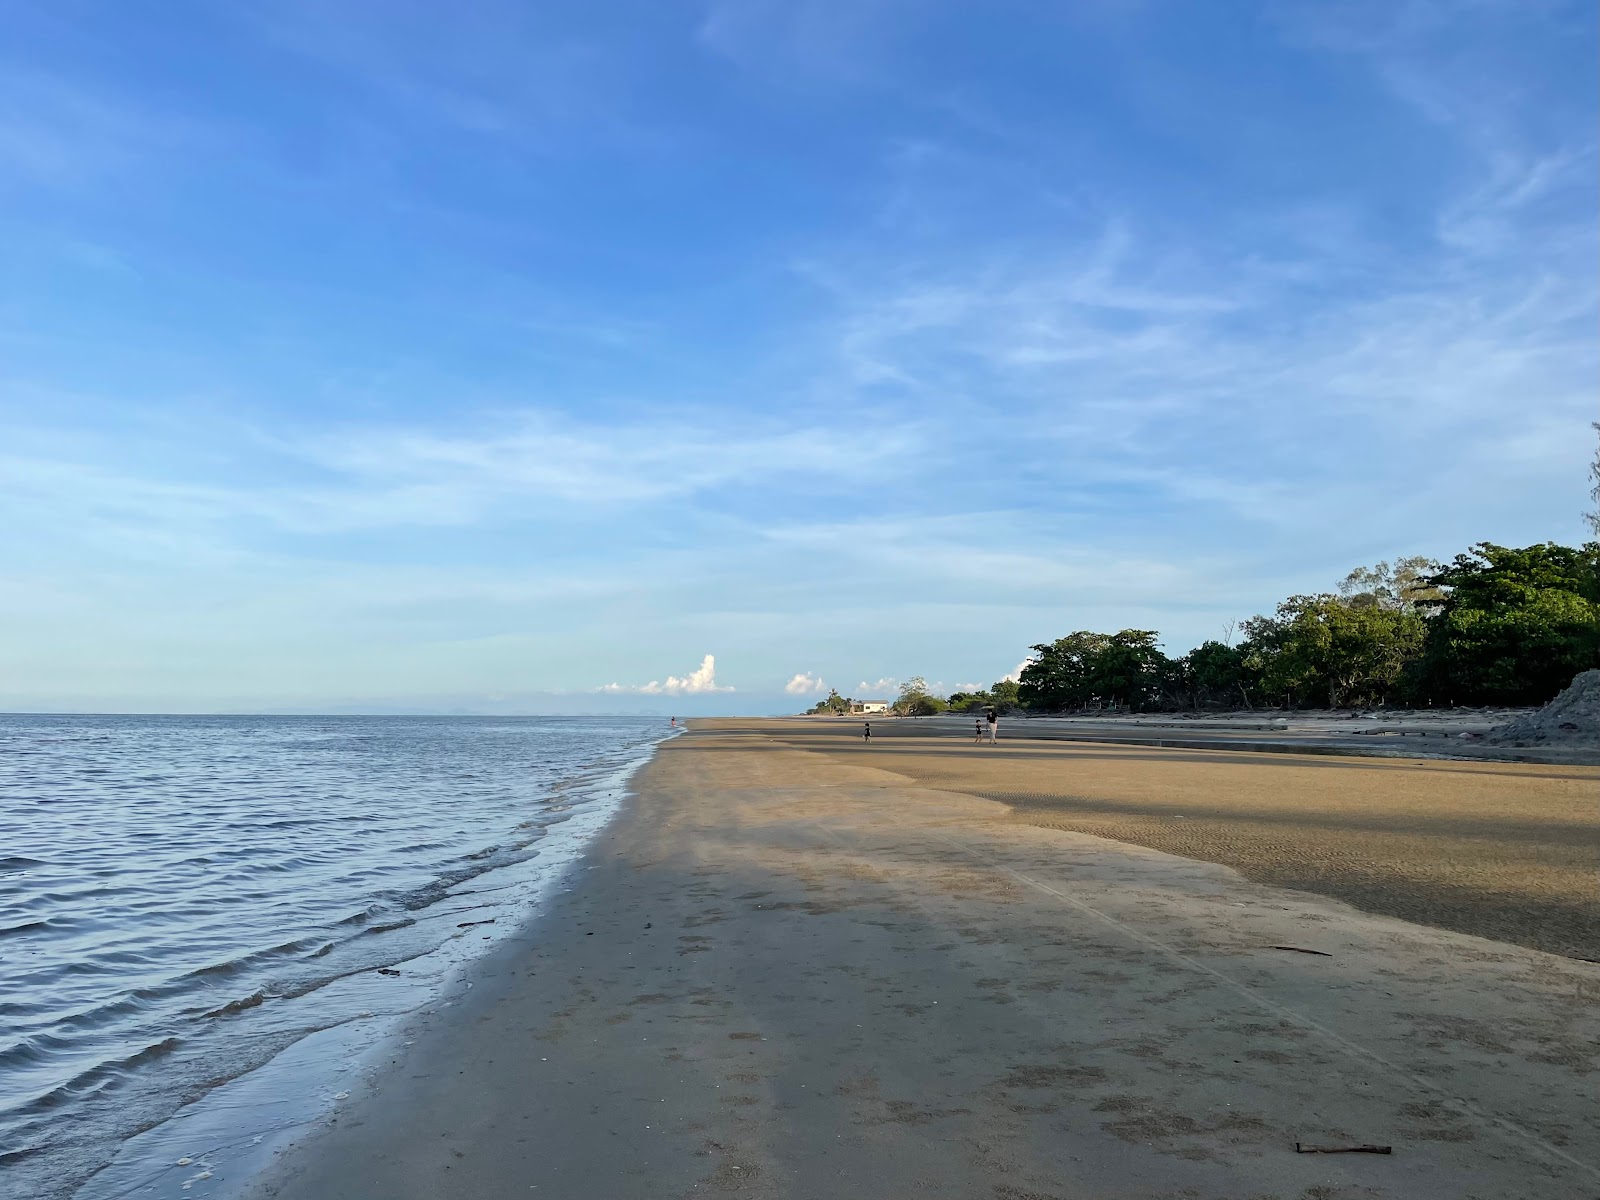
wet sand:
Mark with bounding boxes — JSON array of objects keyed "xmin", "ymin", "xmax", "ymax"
[
  {"xmin": 246, "ymin": 724, "xmax": 1600, "ymax": 1200},
  {"xmin": 759, "ymin": 718, "xmax": 1600, "ymax": 962}
]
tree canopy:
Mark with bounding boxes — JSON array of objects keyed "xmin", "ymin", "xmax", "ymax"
[
  {"xmin": 801, "ymin": 538, "xmax": 1599, "ymax": 717},
  {"xmin": 1011, "ymin": 541, "xmax": 1598, "ymax": 713},
  {"xmin": 1415, "ymin": 542, "xmax": 1600, "ymax": 706}
]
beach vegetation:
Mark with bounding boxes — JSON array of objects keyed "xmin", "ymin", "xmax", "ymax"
[
  {"xmin": 989, "ymin": 678, "xmax": 1023, "ymax": 710},
  {"xmin": 1010, "ymin": 540, "xmax": 1599, "ymax": 713},
  {"xmin": 1175, "ymin": 640, "xmax": 1254, "ymax": 708},
  {"xmin": 947, "ymin": 678, "xmax": 1026, "ymax": 713},
  {"xmin": 894, "ymin": 677, "xmax": 947, "ymax": 716},
  {"xmin": 1241, "ymin": 594, "xmax": 1427, "ymax": 709},
  {"xmin": 1017, "ymin": 629, "xmax": 1168, "ymax": 711},
  {"xmin": 1413, "ymin": 541, "xmax": 1600, "ymax": 706},
  {"xmin": 805, "ymin": 689, "xmax": 855, "ymax": 715},
  {"xmin": 1588, "ymin": 423, "xmax": 1600, "ymax": 537}
]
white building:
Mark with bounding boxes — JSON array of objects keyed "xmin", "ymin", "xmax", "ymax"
[{"xmin": 851, "ymin": 701, "xmax": 890, "ymax": 714}]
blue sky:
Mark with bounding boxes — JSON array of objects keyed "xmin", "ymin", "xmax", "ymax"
[{"xmin": 2, "ymin": 0, "xmax": 1594, "ymax": 714}]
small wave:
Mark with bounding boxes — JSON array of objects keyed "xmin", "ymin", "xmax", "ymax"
[
  {"xmin": 120, "ymin": 1036, "xmax": 181, "ymax": 1068},
  {"xmin": 0, "ymin": 1030, "xmax": 77, "ymax": 1071},
  {"xmin": 160, "ymin": 936, "xmax": 328, "ymax": 993},
  {"xmin": 0, "ymin": 855, "xmax": 46, "ymax": 873},
  {"xmin": 0, "ymin": 919, "xmax": 54, "ymax": 938},
  {"xmin": 203, "ymin": 990, "xmax": 266, "ymax": 1018},
  {"xmin": 364, "ymin": 918, "xmax": 416, "ymax": 935},
  {"xmin": 39, "ymin": 991, "xmax": 158, "ymax": 1034},
  {"xmin": 15, "ymin": 1037, "xmax": 182, "ymax": 1114},
  {"xmin": 390, "ymin": 847, "xmax": 540, "ymax": 911}
]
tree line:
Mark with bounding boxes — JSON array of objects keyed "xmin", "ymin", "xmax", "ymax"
[
  {"xmin": 1018, "ymin": 542, "xmax": 1599, "ymax": 712},
  {"xmin": 804, "ymin": 540, "xmax": 1600, "ymax": 715},
  {"xmin": 803, "ymin": 675, "xmax": 1023, "ymax": 717}
]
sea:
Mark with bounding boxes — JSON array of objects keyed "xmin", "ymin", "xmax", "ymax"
[{"xmin": 0, "ymin": 713, "xmax": 673, "ymax": 1200}]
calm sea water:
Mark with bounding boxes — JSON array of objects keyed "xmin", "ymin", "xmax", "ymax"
[{"xmin": 0, "ymin": 713, "xmax": 669, "ymax": 1199}]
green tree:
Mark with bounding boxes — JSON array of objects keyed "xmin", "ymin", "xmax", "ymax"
[
  {"xmin": 989, "ymin": 678, "xmax": 1024, "ymax": 711},
  {"xmin": 1018, "ymin": 632, "xmax": 1110, "ymax": 710},
  {"xmin": 805, "ymin": 689, "xmax": 853, "ymax": 715},
  {"xmin": 1338, "ymin": 556, "xmax": 1444, "ymax": 613},
  {"xmin": 1182, "ymin": 639, "xmax": 1253, "ymax": 708},
  {"xmin": 1092, "ymin": 630, "xmax": 1168, "ymax": 708},
  {"xmin": 1587, "ymin": 423, "xmax": 1600, "ymax": 537},
  {"xmin": 1017, "ymin": 630, "xmax": 1170, "ymax": 711},
  {"xmin": 893, "ymin": 676, "xmax": 946, "ymax": 716},
  {"xmin": 1242, "ymin": 595, "xmax": 1425, "ymax": 708},
  {"xmin": 1417, "ymin": 542, "xmax": 1600, "ymax": 705}
]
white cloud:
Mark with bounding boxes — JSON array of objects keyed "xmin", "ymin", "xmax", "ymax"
[
  {"xmin": 299, "ymin": 414, "xmax": 916, "ymax": 515},
  {"xmin": 0, "ymin": 407, "xmax": 924, "ymax": 544},
  {"xmin": 597, "ymin": 654, "xmax": 733, "ymax": 696},
  {"xmin": 784, "ymin": 672, "xmax": 827, "ymax": 694},
  {"xmin": 854, "ymin": 677, "xmax": 899, "ymax": 697}
]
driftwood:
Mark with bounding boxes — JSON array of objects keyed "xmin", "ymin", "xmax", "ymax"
[{"xmin": 1295, "ymin": 1142, "xmax": 1392, "ymax": 1154}]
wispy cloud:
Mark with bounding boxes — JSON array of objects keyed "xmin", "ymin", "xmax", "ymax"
[
  {"xmin": 0, "ymin": 69, "xmax": 202, "ymax": 187},
  {"xmin": 0, "ymin": 407, "xmax": 924, "ymax": 549},
  {"xmin": 297, "ymin": 412, "xmax": 918, "ymax": 513}
]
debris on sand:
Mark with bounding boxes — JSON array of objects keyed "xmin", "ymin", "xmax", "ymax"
[
  {"xmin": 1484, "ymin": 670, "xmax": 1600, "ymax": 748},
  {"xmin": 1295, "ymin": 1142, "xmax": 1392, "ymax": 1154}
]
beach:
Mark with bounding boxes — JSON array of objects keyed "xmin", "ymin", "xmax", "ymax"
[{"xmin": 245, "ymin": 722, "xmax": 1600, "ymax": 1200}]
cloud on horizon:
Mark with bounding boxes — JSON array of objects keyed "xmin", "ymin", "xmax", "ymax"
[
  {"xmin": 597, "ymin": 654, "xmax": 733, "ymax": 696},
  {"xmin": 783, "ymin": 672, "xmax": 827, "ymax": 695}
]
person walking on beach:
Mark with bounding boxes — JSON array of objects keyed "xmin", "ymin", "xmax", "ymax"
[
  {"xmin": 986, "ymin": 708, "xmax": 999, "ymax": 744},
  {"xmin": 863, "ymin": 720, "xmax": 872, "ymax": 744},
  {"xmin": 974, "ymin": 717, "xmax": 983, "ymax": 743}
]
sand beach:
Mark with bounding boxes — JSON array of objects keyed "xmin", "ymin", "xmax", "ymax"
[{"xmin": 246, "ymin": 722, "xmax": 1600, "ymax": 1200}]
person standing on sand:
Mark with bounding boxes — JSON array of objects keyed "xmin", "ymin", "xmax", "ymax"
[
  {"xmin": 863, "ymin": 720, "xmax": 872, "ymax": 744},
  {"xmin": 974, "ymin": 717, "xmax": 983, "ymax": 743},
  {"xmin": 986, "ymin": 708, "xmax": 999, "ymax": 744}
]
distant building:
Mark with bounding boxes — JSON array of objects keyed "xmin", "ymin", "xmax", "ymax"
[{"xmin": 851, "ymin": 701, "xmax": 890, "ymax": 714}]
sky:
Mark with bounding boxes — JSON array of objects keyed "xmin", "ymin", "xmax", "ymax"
[{"xmin": 1, "ymin": 0, "xmax": 1594, "ymax": 715}]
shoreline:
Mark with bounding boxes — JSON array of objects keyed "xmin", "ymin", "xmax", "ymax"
[
  {"xmin": 238, "ymin": 725, "xmax": 1600, "ymax": 1199},
  {"xmin": 55, "ymin": 731, "xmax": 674, "ymax": 1200}
]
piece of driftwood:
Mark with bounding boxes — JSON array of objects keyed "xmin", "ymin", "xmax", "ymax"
[
  {"xmin": 1271, "ymin": 945, "xmax": 1333, "ymax": 956},
  {"xmin": 1295, "ymin": 1142, "xmax": 1392, "ymax": 1154}
]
